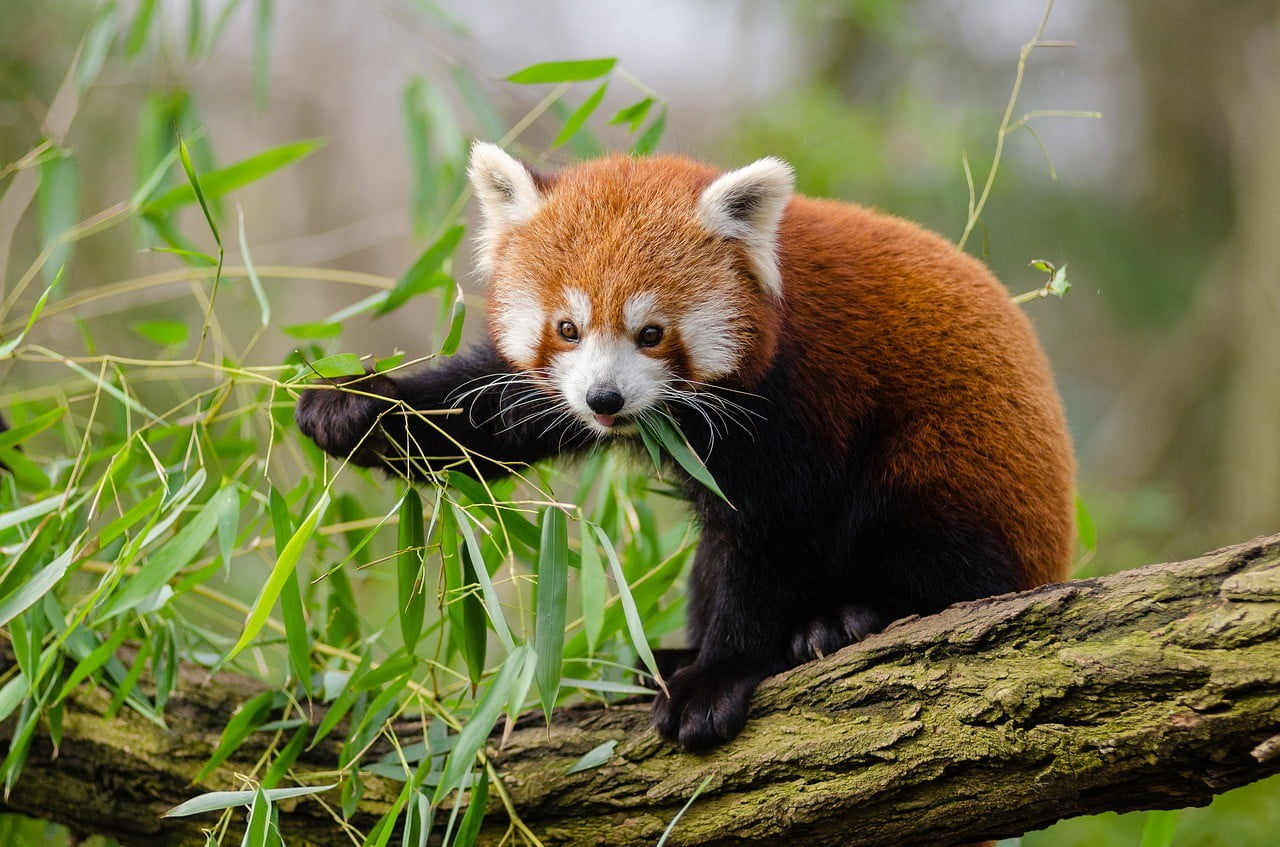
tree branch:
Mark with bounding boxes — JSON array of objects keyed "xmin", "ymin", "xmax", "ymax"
[{"xmin": 3, "ymin": 536, "xmax": 1279, "ymax": 846}]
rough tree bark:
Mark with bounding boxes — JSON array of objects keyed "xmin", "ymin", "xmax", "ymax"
[{"xmin": 2, "ymin": 535, "xmax": 1279, "ymax": 847}]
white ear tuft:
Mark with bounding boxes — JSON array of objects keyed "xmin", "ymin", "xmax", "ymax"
[
  {"xmin": 467, "ymin": 141, "xmax": 545, "ymax": 275},
  {"xmin": 697, "ymin": 157, "xmax": 794, "ymax": 299}
]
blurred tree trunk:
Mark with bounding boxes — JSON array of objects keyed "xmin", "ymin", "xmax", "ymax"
[
  {"xmin": 3, "ymin": 536, "xmax": 1280, "ymax": 846},
  {"xmin": 1090, "ymin": 2, "xmax": 1280, "ymax": 552}
]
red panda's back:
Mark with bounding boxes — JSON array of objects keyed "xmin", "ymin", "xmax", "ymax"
[{"xmin": 777, "ymin": 197, "xmax": 1076, "ymax": 586}]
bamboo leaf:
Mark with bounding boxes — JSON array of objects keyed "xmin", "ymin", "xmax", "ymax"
[
  {"xmin": 440, "ymin": 278, "xmax": 466, "ymax": 356},
  {"xmin": 237, "ymin": 206, "xmax": 271, "ymax": 327},
  {"xmin": 271, "ymin": 486, "xmax": 312, "ymax": 695},
  {"xmin": 632, "ymin": 106, "xmax": 667, "ymax": 155},
  {"xmin": 131, "ymin": 320, "xmax": 189, "ymax": 346},
  {"xmin": 0, "ymin": 540, "xmax": 81, "ymax": 628},
  {"xmin": 565, "ymin": 739, "xmax": 616, "ymax": 774},
  {"xmin": 579, "ymin": 521, "xmax": 606, "ymax": 653},
  {"xmin": 644, "ymin": 413, "xmax": 730, "ymax": 504},
  {"xmin": 163, "ymin": 783, "xmax": 335, "ymax": 818},
  {"xmin": 76, "ymin": 1, "xmax": 119, "ymax": 93},
  {"xmin": 452, "ymin": 504, "xmax": 514, "ymax": 651},
  {"xmin": 608, "ymin": 97, "xmax": 654, "ymax": 132},
  {"xmin": 56, "ymin": 624, "xmax": 134, "ymax": 702},
  {"xmin": 225, "ymin": 494, "xmax": 329, "ymax": 663},
  {"xmin": 0, "ymin": 269, "xmax": 61, "ymax": 357},
  {"xmin": 0, "ymin": 408, "xmax": 66, "ymax": 452},
  {"xmin": 283, "ymin": 322, "xmax": 341, "ymax": 340},
  {"xmin": 593, "ymin": 525, "xmax": 665, "ymax": 695},
  {"xmin": 554, "ymin": 82, "xmax": 608, "ymax": 148},
  {"xmin": 241, "ymin": 787, "xmax": 271, "ymax": 847},
  {"xmin": 397, "ymin": 489, "xmax": 426, "ymax": 652},
  {"xmin": 142, "ymin": 140, "xmax": 325, "ymax": 216},
  {"xmin": 37, "ymin": 149, "xmax": 77, "ymax": 283},
  {"xmin": 534, "ymin": 507, "xmax": 569, "ymax": 722},
  {"xmin": 100, "ymin": 485, "xmax": 238, "ymax": 619},
  {"xmin": 123, "ymin": 0, "xmax": 157, "ymax": 57},
  {"xmin": 452, "ymin": 768, "xmax": 489, "ymax": 847},
  {"xmin": 433, "ymin": 646, "xmax": 531, "ymax": 805},
  {"xmin": 309, "ymin": 354, "xmax": 364, "ymax": 378},
  {"xmin": 458, "ymin": 544, "xmax": 488, "ymax": 686},
  {"xmin": 194, "ymin": 689, "xmax": 277, "ymax": 782},
  {"xmin": 262, "ymin": 727, "xmax": 309, "ymax": 790},
  {"xmin": 377, "ymin": 224, "xmax": 464, "ymax": 317},
  {"xmin": 505, "ymin": 58, "xmax": 616, "ymax": 85}
]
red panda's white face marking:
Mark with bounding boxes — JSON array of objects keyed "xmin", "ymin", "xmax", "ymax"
[
  {"xmin": 469, "ymin": 142, "xmax": 791, "ymax": 435},
  {"xmin": 548, "ymin": 291, "xmax": 672, "ymax": 434}
]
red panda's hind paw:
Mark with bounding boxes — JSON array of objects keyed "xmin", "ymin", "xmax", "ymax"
[
  {"xmin": 788, "ymin": 603, "xmax": 888, "ymax": 663},
  {"xmin": 651, "ymin": 659, "xmax": 767, "ymax": 752}
]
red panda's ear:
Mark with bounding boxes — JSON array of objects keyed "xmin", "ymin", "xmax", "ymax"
[
  {"xmin": 697, "ymin": 158, "xmax": 794, "ymax": 299},
  {"xmin": 467, "ymin": 142, "xmax": 546, "ymax": 275}
]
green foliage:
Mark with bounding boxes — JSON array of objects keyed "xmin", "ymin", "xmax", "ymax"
[{"xmin": 0, "ymin": 5, "xmax": 680, "ymax": 843}]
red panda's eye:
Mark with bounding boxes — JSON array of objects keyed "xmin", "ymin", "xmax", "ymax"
[
  {"xmin": 558, "ymin": 320, "xmax": 579, "ymax": 342},
  {"xmin": 637, "ymin": 325, "xmax": 664, "ymax": 347}
]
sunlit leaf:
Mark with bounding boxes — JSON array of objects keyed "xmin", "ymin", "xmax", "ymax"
[{"xmin": 505, "ymin": 58, "xmax": 616, "ymax": 85}]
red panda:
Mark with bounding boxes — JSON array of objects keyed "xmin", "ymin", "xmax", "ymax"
[{"xmin": 296, "ymin": 143, "xmax": 1076, "ymax": 751}]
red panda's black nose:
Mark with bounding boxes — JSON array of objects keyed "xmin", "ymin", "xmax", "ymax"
[{"xmin": 586, "ymin": 386, "xmax": 625, "ymax": 415}]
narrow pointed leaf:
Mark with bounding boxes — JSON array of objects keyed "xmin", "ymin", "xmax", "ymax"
[
  {"xmin": 534, "ymin": 507, "xmax": 569, "ymax": 722},
  {"xmin": 377, "ymin": 224, "xmax": 464, "ymax": 316},
  {"xmin": 397, "ymin": 489, "xmax": 426, "ymax": 652},
  {"xmin": 554, "ymin": 82, "xmax": 608, "ymax": 147},
  {"xmin": 226, "ymin": 494, "xmax": 329, "ymax": 663},
  {"xmin": 505, "ymin": 58, "xmax": 616, "ymax": 85},
  {"xmin": 433, "ymin": 646, "xmax": 531, "ymax": 805},
  {"xmin": 101, "ymin": 485, "xmax": 238, "ymax": 619},
  {"xmin": 593, "ymin": 525, "xmax": 665, "ymax": 695},
  {"xmin": 163, "ymin": 783, "xmax": 335, "ymax": 818},
  {"xmin": 271, "ymin": 486, "xmax": 312, "ymax": 695},
  {"xmin": 143, "ymin": 139, "xmax": 325, "ymax": 215}
]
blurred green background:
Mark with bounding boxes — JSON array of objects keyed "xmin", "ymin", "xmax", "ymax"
[{"xmin": 1, "ymin": 0, "xmax": 1277, "ymax": 844}]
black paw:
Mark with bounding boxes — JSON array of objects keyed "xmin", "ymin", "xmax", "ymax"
[
  {"xmin": 651, "ymin": 658, "xmax": 767, "ymax": 752},
  {"xmin": 295, "ymin": 371, "xmax": 400, "ymax": 465},
  {"xmin": 788, "ymin": 603, "xmax": 886, "ymax": 663},
  {"xmin": 636, "ymin": 648, "xmax": 698, "ymax": 690}
]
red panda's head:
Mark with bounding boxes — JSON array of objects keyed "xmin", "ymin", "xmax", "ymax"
[{"xmin": 466, "ymin": 143, "xmax": 791, "ymax": 436}]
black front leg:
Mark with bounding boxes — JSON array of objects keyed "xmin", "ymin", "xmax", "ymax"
[
  {"xmin": 651, "ymin": 537, "xmax": 797, "ymax": 751},
  {"xmin": 295, "ymin": 340, "xmax": 589, "ymax": 481}
]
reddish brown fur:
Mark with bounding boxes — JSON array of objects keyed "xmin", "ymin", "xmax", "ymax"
[{"xmin": 486, "ymin": 154, "xmax": 1074, "ymax": 587}]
